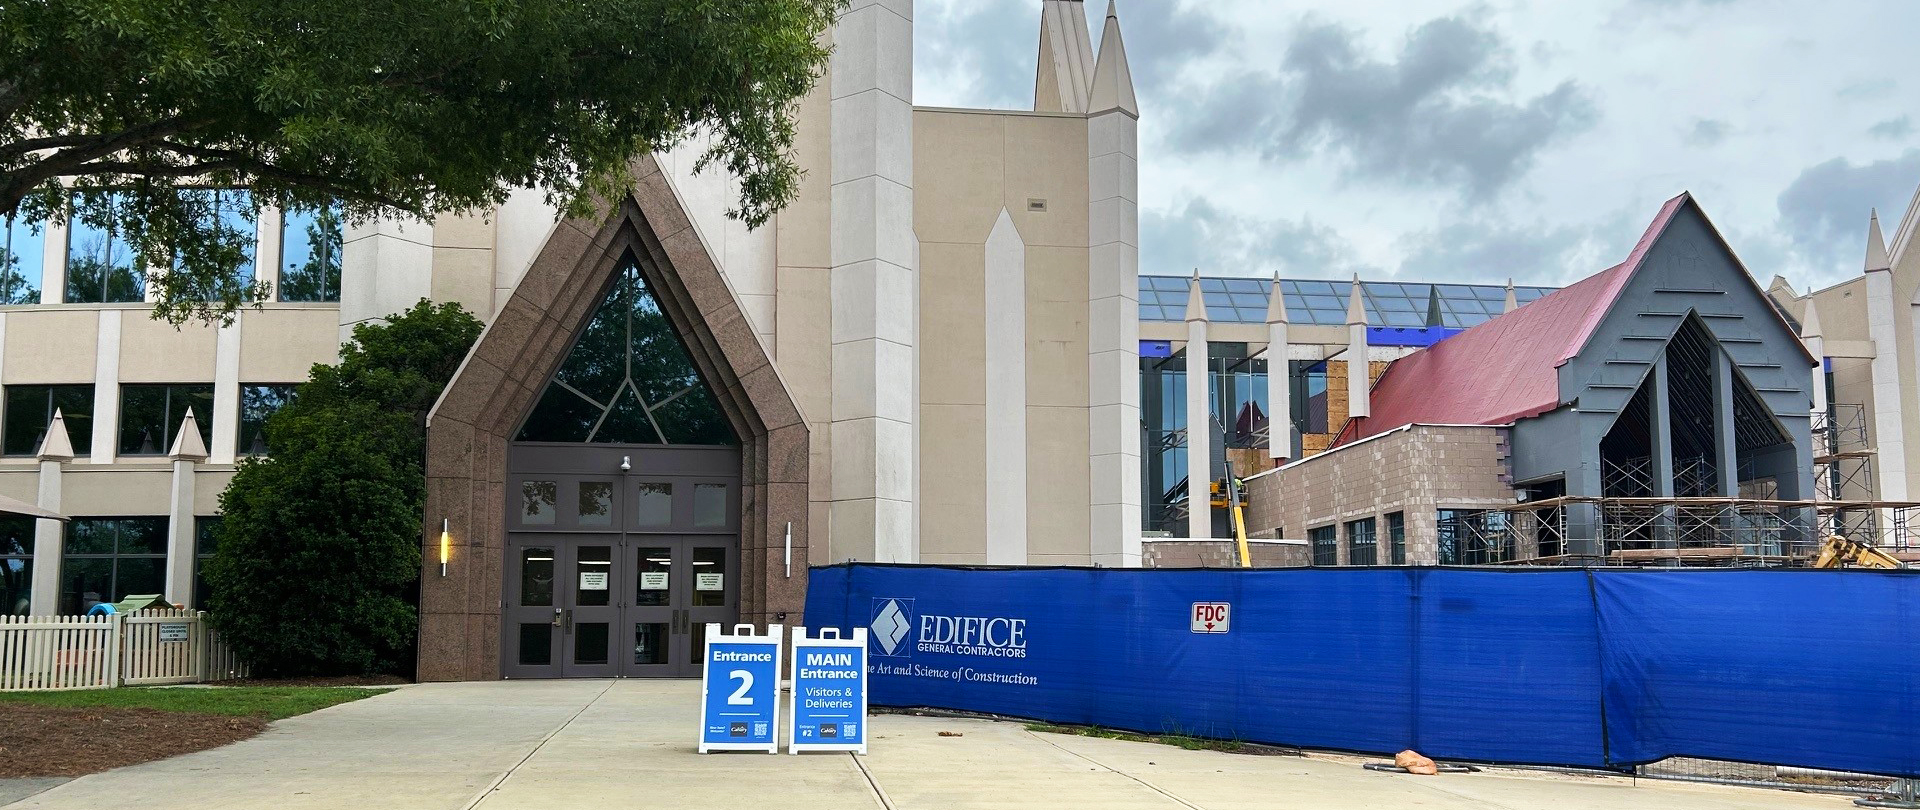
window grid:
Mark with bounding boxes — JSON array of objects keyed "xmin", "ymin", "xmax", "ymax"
[
  {"xmin": 1347, "ymin": 517, "xmax": 1377, "ymax": 566},
  {"xmin": 60, "ymin": 517, "xmax": 169, "ymax": 614},
  {"xmin": 1387, "ymin": 511, "xmax": 1407, "ymax": 565},
  {"xmin": 1309, "ymin": 525, "xmax": 1337, "ymax": 566}
]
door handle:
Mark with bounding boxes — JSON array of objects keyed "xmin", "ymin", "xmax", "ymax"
[
  {"xmin": 553, "ymin": 607, "xmax": 563, "ymax": 627},
  {"xmin": 563, "ymin": 608, "xmax": 574, "ymax": 634}
]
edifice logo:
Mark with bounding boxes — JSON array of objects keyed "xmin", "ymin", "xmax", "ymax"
[{"xmin": 870, "ymin": 598, "xmax": 913, "ymax": 657}]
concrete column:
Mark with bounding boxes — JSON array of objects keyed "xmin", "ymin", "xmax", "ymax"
[
  {"xmin": 339, "ymin": 215, "xmax": 433, "ymax": 340},
  {"xmin": 983, "ymin": 210, "xmax": 1027, "ymax": 565},
  {"xmin": 1863, "ymin": 213, "xmax": 1907, "ymax": 500},
  {"xmin": 39, "ymin": 218, "xmax": 66, "ymax": 305},
  {"xmin": 30, "ymin": 411, "xmax": 75, "ymax": 615},
  {"xmin": 1183, "ymin": 277, "xmax": 1211, "ymax": 539},
  {"xmin": 164, "ymin": 412, "xmax": 209, "ymax": 606},
  {"xmin": 1345, "ymin": 278, "xmax": 1369, "ymax": 419},
  {"xmin": 90, "ymin": 310, "xmax": 120, "ymax": 464},
  {"xmin": 1267, "ymin": 274, "xmax": 1292, "ymax": 461},
  {"xmin": 255, "ymin": 205, "xmax": 284, "ymax": 296},
  {"xmin": 1086, "ymin": 3, "xmax": 1140, "ymax": 567},
  {"xmin": 829, "ymin": 0, "xmax": 916, "ymax": 562},
  {"xmin": 1711, "ymin": 349, "xmax": 1739, "ymax": 497},
  {"xmin": 209, "ymin": 318, "xmax": 242, "ymax": 464}
]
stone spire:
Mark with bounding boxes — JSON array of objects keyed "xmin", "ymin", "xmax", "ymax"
[
  {"xmin": 1184, "ymin": 271, "xmax": 1206, "ymax": 322},
  {"xmin": 1503, "ymin": 278, "xmax": 1518, "ymax": 313},
  {"xmin": 1033, "ymin": 0, "xmax": 1095, "ymax": 113},
  {"xmin": 35, "ymin": 409, "xmax": 74, "ymax": 461},
  {"xmin": 1266, "ymin": 271, "xmax": 1288, "ymax": 324},
  {"xmin": 1088, "ymin": 0, "xmax": 1138, "ymax": 117},
  {"xmin": 1345, "ymin": 274, "xmax": 1367, "ymax": 325},
  {"xmin": 1866, "ymin": 209, "xmax": 1892, "ymax": 273},
  {"xmin": 168, "ymin": 410, "xmax": 209, "ymax": 461},
  {"xmin": 1800, "ymin": 298, "xmax": 1823, "ymax": 339}
]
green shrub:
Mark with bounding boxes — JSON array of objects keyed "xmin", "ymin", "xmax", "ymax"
[{"xmin": 206, "ymin": 301, "xmax": 481, "ymax": 676}]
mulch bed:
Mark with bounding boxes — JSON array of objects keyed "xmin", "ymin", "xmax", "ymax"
[
  {"xmin": 207, "ymin": 674, "xmax": 410, "ymax": 687},
  {"xmin": 0, "ymin": 704, "xmax": 266, "ymax": 777}
]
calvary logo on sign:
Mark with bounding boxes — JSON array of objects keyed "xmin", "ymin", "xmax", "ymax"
[{"xmin": 870, "ymin": 597, "xmax": 915, "ymax": 657}]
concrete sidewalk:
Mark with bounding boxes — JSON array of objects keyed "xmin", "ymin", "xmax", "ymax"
[{"xmin": 7, "ymin": 680, "xmax": 1854, "ymax": 809}]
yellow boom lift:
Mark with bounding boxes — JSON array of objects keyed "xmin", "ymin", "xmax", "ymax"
[{"xmin": 1811, "ymin": 534, "xmax": 1906, "ymax": 570}]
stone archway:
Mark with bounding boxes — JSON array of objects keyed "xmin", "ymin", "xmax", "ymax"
[{"xmin": 417, "ymin": 158, "xmax": 810, "ymax": 682}]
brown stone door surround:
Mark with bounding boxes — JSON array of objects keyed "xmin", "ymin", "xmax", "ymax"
[{"xmin": 419, "ymin": 159, "xmax": 811, "ymax": 682}]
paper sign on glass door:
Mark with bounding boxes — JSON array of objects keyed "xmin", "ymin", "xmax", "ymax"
[
  {"xmin": 696, "ymin": 573, "xmax": 724, "ymax": 591},
  {"xmin": 579, "ymin": 571, "xmax": 609, "ymax": 590},
  {"xmin": 640, "ymin": 571, "xmax": 669, "ymax": 590}
]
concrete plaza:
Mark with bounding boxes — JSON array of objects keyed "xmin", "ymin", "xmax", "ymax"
[{"xmin": 5, "ymin": 680, "xmax": 1856, "ymax": 809}]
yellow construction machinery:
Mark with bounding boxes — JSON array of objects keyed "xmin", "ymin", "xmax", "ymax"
[
  {"xmin": 1207, "ymin": 476, "xmax": 1252, "ymax": 568},
  {"xmin": 1810, "ymin": 534, "xmax": 1906, "ymax": 570}
]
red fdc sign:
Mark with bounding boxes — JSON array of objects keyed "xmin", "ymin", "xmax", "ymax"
[{"xmin": 1191, "ymin": 602, "xmax": 1230, "ymax": 634}]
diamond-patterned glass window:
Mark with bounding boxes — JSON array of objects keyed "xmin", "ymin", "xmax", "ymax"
[{"xmin": 516, "ymin": 261, "xmax": 734, "ymax": 446}]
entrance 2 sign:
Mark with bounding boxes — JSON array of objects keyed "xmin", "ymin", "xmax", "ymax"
[
  {"xmin": 697, "ymin": 623, "xmax": 783, "ymax": 753},
  {"xmin": 789, "ymin": 627, "xmax": 868, "ymax": 754},
  {"xmin": 1191, "ymin": 602, "xmax": 1230, "ymax": 634}
]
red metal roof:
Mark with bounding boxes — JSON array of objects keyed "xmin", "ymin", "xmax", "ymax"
[{"xmin": 1335, "ymin": 193, "xmax": 1691, "ymax": 445}]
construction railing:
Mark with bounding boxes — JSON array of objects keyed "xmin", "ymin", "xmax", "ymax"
[
  {"xmin": 0, "ymin": 610, "xmax": 248, "ymax": 691},
  {"xmin": 1480, "ymin": 496, "xmax": 1918, "ymax": 565}
]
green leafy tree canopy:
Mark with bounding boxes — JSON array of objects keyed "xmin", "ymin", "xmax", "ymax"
[
  {"xmin": 204, "ymin": 300, "xmax": 482, "ymax": 676},
  {"xmin": 0, "ymin": 0, "xmax": 840, "ymax": 324}
]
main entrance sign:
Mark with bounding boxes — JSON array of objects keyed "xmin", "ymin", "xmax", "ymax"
[
  {"xmin": 698, "ymin": 624, "xmax": 782, "ymax": 753},
  {"xmin": 789, "ymin": 628, "xmax": 869, "ymax": 754}
]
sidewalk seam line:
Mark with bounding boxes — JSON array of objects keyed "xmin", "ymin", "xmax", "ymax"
[
  {"xmin": 462, "ymin": 680, "xmax": 616, "ymax": 810},
  {"xmin": 1024, "ymin": 730, "xmax": 1208, "ymax": 810},
  {"xmin": 848, "ymin": 753, "xmax": 898, "ymax": 810}
]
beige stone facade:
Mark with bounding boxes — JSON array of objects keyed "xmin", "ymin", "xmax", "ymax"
[{"xmin": 1240, "ymin": 425, "xmax": 1516, "ymax": 564}]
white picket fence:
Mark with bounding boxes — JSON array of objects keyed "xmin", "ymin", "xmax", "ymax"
[{"xmin": 0, "ymin": 610, "xmax": 248, "ymax": 691}]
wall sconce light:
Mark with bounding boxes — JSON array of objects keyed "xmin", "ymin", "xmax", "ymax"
[{"xmin": 439, "ymin": 518, "xmax": 451, "ymax": 577}]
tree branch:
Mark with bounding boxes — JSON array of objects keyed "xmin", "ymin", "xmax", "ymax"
[
  {"xmin": 151, "ymin": 141, "xmax": 421, "ymax": 212},
  {"xmin": 0, "ymin": 133, "xmax": 106, "ymax": 161}
]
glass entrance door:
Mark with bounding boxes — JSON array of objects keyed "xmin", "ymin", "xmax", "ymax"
[{"xmin": 505, "ymin": 534, "xmax": 736, "ymax": 678}]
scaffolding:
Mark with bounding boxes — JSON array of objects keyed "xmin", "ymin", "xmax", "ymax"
[
  {"xmin": 1815, "ymin": 403, "xmax": 1879, "ymax": 540},
  {"xmin": 1473, "ymin": 496, "xmax": 1919, "ymax": 567}
]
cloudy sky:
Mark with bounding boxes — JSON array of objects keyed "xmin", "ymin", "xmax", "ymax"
[{"xmin": 912, "ymin": 0, "xmax": 1920, "ymax": 291}]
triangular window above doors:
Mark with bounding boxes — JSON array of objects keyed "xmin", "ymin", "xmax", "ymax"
[{"xmin": 516, "ymin": 260, "xmax": 735, "ymax": 446}]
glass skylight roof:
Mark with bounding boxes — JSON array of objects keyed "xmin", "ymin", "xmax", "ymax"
[{"xmin": 1138, "ymin": 276, "xmax": 1556, "ymax": 329}]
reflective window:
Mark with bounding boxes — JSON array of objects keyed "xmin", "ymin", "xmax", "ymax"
[
  {"xmin": 575, "ymin": 622, "xmax": 610, "ymax": 665},
  {"xmin": 1347, "ymin": 517, "xmax": 1377, "ymax": 566},
  {"xmin": 1387, "ymin": 511, "xmax": 1406, "ymax": 565},
  {"xmin": 575, "ymin": 546, "xmax": 611, "ymax": 607},
  {"xmin": 279, "ymin": 203, "xmax": 342, "ymax": 302},
  {"xmin": 193, "ymin": 515, "xmax": 221, "ymax": 608},
  {"xmin": 66, "ymin": 193, "xmax": 145, "ymax": 303},
  {"xmin": 577, "ymin": 482, "xmax": 614, "ymax": 527},
  {"xmin": 3, "ymin": 385, "xmax": 94, "ymax": 457},
  {"xmin": 634, "ymin": 622, "xmax": 667, "ymax": 665},
  {"xmin": 118, "ymin": 384, "xmax": 214, "ymax": 455},
  {"xmin": 519, "ymin": 547, "xmax": 554, "ymax": 606},
  {"xmin": 516, "ymin": 260, "xmax": 734, "ymax": 445},
  {"xmin": 692, "ymin": 546, "xmax": 726, "ymax": 606},
  {"xmin": 1309, "ymin": 525, "xmax": 1337, "ymax": 566},
  {"xmin": 634, "ymin": 546, "xmax": 670, "ymax": 607},
  {"xmin": 173, "ymin": 188, "xmax": 257, "ymax": 292},
  {"xmin": 60, "ymin": 517, "xmax": 168, "ymax": 614},
  {"xmin": 0, "ymin": 516, "xmax": 33, "ymax": 615},
  {"xmin": 633, "ymin": 482, "xmax": 672, "ymax": 528},
  {"xmin": 0, "ymin": 213, "xmax": 44, "ymax": 305},
  {"xmin": 1135, "ymin": 275, "xmax": 1557, "ymax": 327},
  {"xmin": 519, "ymin": 481, "xmax": 557, "ymax": 525},
  {"xmin": 239, "ymin": 384, "xmax": 298, "ymax": 456},
  {"xmin": 518, "ymin": 623, "xmax": 552, "ymax": 666},
  {"xmin": 692, "ymin": 484, "xmax": 728, "ymax": 528}
]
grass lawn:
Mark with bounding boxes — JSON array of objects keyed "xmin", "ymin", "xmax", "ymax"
[{"xmin": 0, "ymin": 686, "xmax": 391, "ymax": 721}]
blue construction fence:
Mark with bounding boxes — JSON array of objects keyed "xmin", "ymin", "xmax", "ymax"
[{"xmin": 804, "ymin": 564, "xmax": 1920, "ymax": 777}]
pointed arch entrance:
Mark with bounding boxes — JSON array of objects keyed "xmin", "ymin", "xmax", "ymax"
[{"xmin": 418, "ymin": 159, "xmax": 810, "ymax": 681}]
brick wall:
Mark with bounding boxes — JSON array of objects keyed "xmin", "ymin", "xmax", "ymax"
[
  {"xmin": 1142, "ymin": 539, "xmax": 1310, "ymax": 568},
  {"xmin": 1310, "ymin": 360, "xmax": 1391, "ymax": 458},
  {"xmin": 1242, "ymin": 424, "xmax": 1515, "ymax": 564}
]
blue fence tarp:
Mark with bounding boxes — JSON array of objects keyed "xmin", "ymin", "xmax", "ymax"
[{"xmin": 805, "ymin": 564, "xmax": 1919, "ymax": 776}]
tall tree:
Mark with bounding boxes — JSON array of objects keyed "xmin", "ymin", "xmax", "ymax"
[{"xmin": 0, "ymin": 0, "xmax": 838, "ymax": 324}]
